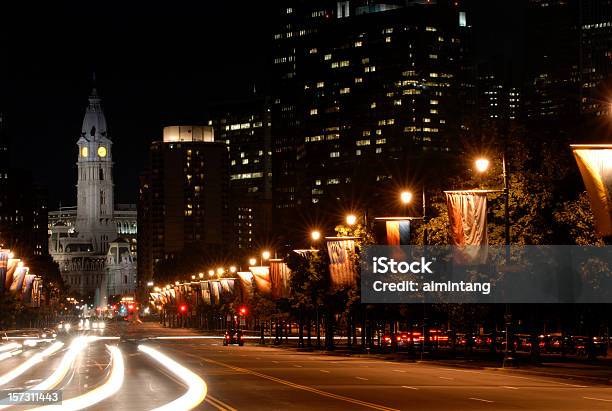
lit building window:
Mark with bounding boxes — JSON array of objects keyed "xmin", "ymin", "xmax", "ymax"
[
  {"xmin": 354, "ymin": 41, "xmax": 362, "ymax": 47},
  {"xmin": 324, "ymin": 54, "xmax": 332, "ymax": 60},
  {"xmin": 385, "ymin": 36, "xmax": 392, "ymax": 43},
  {"xmin": 310, "ymin": 108, "xmax": 318, "ymax": 115},
  {"xmin": 340, "ymin": 87, "xmax": 350, "ymax": 94},
  {"xmin": 355, "ymin": 77, "xmax": 363, "ymax": 83},
  {"xmin": 330, "ymin": 152, "xmax": 340, "ymax": 158}
]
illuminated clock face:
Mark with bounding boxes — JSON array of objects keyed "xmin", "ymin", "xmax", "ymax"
[
  {"xmin": 97, "ymin": 146, "xmax": 107, "ymax": 158},
  {"xmin": 81, "ymin": 146, "xmax": 89, "ymax": 157}
]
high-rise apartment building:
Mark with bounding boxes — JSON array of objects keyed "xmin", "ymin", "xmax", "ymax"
[
  {"xmin": 270, "ymin": 0, "xmax": 474, "ymax": 244},
  {"xmin": 138, "ymin": 126, "xmax": 230, "ymax": 285},
  {"xmin": 579, "ymin": 0, "xmax": 611, "ymax": 119},
  {"xmin": 207, "ymin": 98, "xmax": 273, "ymax": 254},
  {"xmin": 0, "ymin": 113, "xmax": 48, "ymax": 258}
]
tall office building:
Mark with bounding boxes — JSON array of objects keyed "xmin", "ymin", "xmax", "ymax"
[
  {"xmin": 270, "ymin": 0, "xmax": 474, "ymax": 244},
  {"xmin": 579, "ymin": 0, "xmax": 611, "ymax": 119},
  {"xmin": 207, "ymin": 97, "xmax": 273, "ymax": 254},
  {"xmin": 0, "ymin": 113, "xmax": 49, "ymax": 258},
  {"xmin": 525, "ymin": 0, "xmax": 581, "ymax": 122},
  {"xmin": 138, "ymin": 126, "xmax": 230, "ymax": 286}
]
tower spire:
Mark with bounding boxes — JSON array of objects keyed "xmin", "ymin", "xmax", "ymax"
[{"xmin": 91, "ymin": 72, "xmax": 98, "ymax": 97}]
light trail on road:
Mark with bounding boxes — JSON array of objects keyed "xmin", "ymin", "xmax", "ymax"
[
  {"xmin": 0, "ymin": 343, "xmax": 21, "ymax": 353},
  {"xmin": 0, "ymin": 342, "xmax": 63, "ymax": 387},
  {"xmin": 138, "ymin": 344, "xmax": 207, "ymax": 411},
  {"xmin": 29, "ymin": 336, "xmax": 93, "ymax": 392},
  {"xmin": 28, "ymin": 345, "xmax": 125, "ymax": 411}
]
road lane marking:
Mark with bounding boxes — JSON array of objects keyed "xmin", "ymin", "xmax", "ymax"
[
  {"xmin": 192, "ymin": 355, "xmax": 400, "ymax": 411},
  {"xmin": 583, "ymin": 397, "xmax": 612, "ymax": 402},
  {"xmin": 356, "ymin": 377, "xmax": 368, "ymax": 381},
  {"xmin": 392, "ymin": 370, "xmax": 406, "ymax": 373},
  {"xmin": 401, "ymin": 386, "xmax": 418, "ymax": 390},
  {"xmin": 293, "ymin": 364, "xmax": 303, "ymax": 368},
  {"xmin": 438, "ymin": 376, "xmax": 454, "ymax": 380},
  {"xmin": 469, "ymin": 397, "xmax": 494, "ymax": 403},
  {"xmin": 272, "ymin": 361, "xmax": 279, "ymax": 364},
  {"xmin": 206, "ymin": 395, "xmax": 238, "ymax": 411},
  {"xmin": 501, "ymin": 386, "xmax": 518, "ymax": 390},
  {"xmin": 320, "ymin": 370, "xmax": 330, "ymax": 373}
]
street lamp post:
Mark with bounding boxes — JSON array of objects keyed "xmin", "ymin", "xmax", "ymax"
[{"xmin": 475, "ymin": 155, "xmax": 510, "ymax": 245}]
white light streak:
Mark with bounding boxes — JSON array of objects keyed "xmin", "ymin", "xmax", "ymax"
[
  {"xmin": 138, "ymin": 344, "xmax": 207, "ymax": 410},
  {"xmin": 29, "ymin": 345, "xmax": 125, "ymax": 411},
  {"xmin": 0, "ymin": 342, "xmax": 63, "ymax": 387},
  {"xmin": 0, "ymin": 343, "xmax": 21, "ymax": 353},
  {"xmin": 31, "ymin": 337, "xmax": 92, "ymax": 391}
]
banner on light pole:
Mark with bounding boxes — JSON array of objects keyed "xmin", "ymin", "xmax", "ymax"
[{"xmin": 572, "ymin": 144, "xmax": 612, "ymax": 238}]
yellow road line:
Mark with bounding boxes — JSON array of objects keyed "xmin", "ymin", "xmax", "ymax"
[
  {"xmin": 206, "ymin": 395, "xmax": 238, "ymax": 411},
  {"xmin": 194, "ymin": 354, "xmax": 399, "ymax": 411}
]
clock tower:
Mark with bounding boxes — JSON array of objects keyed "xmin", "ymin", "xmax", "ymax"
[{"xmin": 75, "ymin": 87, "xmax": 116, "ymax": 253}]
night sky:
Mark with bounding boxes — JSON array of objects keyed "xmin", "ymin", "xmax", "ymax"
[{"xmin": 1, "ymin": 1, "xmax": 522, "ymax": 207}]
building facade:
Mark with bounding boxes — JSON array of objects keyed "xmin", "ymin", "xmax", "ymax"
[
  {"xmin": 48, "ymin": 88, "xmax": 137, "ymax": 300},
  {"xmin": 137, "ymin": 126, "xmax": 230, "ymax": 287},
  {"xmin": 207, "ymin": 98, "xmax": 273, "ymax": 254},
  {"xmin": 270, "ymin": 0, "xmax": 474, "ymax": 244},
  {"xmin": 0, "ymin": 112, "xmax": 48, "ymax": 258}
]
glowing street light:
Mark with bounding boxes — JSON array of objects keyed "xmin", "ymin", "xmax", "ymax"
[
  {"xmin": 146, "ymin": 281, "xmax": 154, "ymax": 287},
  {"xmin": 198, "ymin": 272, "xmax": 204, "ymax": 279},
  {"xmin": 400, "ymin": 191, "xmax": 413, "ymax": 204},
  {"xmin": 216, "ymin": 267, "xmax": 224, "ymax": 275},
  {"xmin": 311, "ymin": 230, "xmax": 321, "ymax": 241},
  {"xmin": 346, "ymin": 214, "xmax": 357, "ymax": 225},
  {"xmin": 191, "ymin": 275, "xmax": 196, "ymax": 280},
  {"xmin": 249, "ymin": 258, "xmax": 257, "ymax": 266},
  {"xmin": 208, "ymin": 270, "xmax": 215, "ymax": 277},
  {"xmin": 229, "ymin": 266, "xmax": 237, "ymax": 273},
  {"xmin": 475, "ymin": 158, "xmax": 491, "ymax": 173},
  {"xmin": 262, "ymin": 250, "xmax": 271, "ymax": 261}
]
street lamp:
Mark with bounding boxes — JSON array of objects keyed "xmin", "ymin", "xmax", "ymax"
[
  {"xmin": 191, "ymin": 275, "xmax": 196, "ymax": 280},
  {"xmin": 216, "ymin": 267, "xmax": 224, "ymax": 275},
  {"xmin": 346, "ymin": 214, "xmax": 357, "ymax": 226},
  {"xmin": 474, "ymin": 156, "xmax": 510, "ymax": 245},
  {"xmin": 198, "ymin": 272, "xmax": 204, "ymax": 279},
  {"xmin": 400, "ymin": 191, "xmax": 413, "ymax": 204},
  {"xmin": 262, "ymin": 250, "xmax": 271, "ymax": 260},
  {"xmin": 475, "ymin": 158, "xmax": 490, "ymax": 173},
  {"xmin": 229, "ymin": 266, "xmax": 237, "ymax": 273},
  {"xmin": 311, "ymin": 230, "xmax": 321, "ymax": 241},
  {"xmin": 208, "ymin": 270, "xmax": 215, "ymax": 277},
  {"xmin": 248, "ymin": 257, "xmax": 257, "ymax": 266}
]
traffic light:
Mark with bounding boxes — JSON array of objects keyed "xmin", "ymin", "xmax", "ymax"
[
  {"xmin": 179, "ymin": 304, "xmax": 188, "ymax": 313},
  {"xmin": 239, "ymin": 306, "xmax": 247, "ymax": 315}
]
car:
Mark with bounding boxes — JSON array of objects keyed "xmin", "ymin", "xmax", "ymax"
[{"xmin": 223, "ymin": 329, "xmax": 244, "ymax": 346}]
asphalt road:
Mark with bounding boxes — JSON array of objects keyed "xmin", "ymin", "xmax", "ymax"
[{"xmin": 0, "ymin": 322, "xmax": 611, "ymax": 410}]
